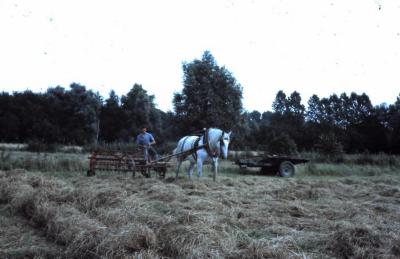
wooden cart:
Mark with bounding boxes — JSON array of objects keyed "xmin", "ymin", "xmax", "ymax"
[{"xmin": 235, "ymin": 155, "xmax": 309, "ymax": 177}]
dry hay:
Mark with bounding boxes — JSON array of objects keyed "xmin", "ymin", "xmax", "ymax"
[
  {"xmin": 0, "ymin": 203, "xmax": 64, "ymax": 259},
  {"xmin": 328, "ymin": 226, "xmax": 384, "ymax": 258},
  {"xmin": 1, "ymin": 170, "xmax": 400, "ymax": 258}
]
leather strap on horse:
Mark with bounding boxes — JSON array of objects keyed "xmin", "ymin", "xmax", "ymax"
[
  {"xmin": 204, "ymin": 129, "xmax": 212, "ymax": 157},
  {"xmin": 191, "ymin": 136, "xmax": 201, "ymax": 161},
  {"xmin": 204, "ymin": 129, "xmax": 225, "ymax": 158},
  {"xmin": 179, "ymin": 135, "xmax": 201, "ymax": 161},
  {"xmin": 219, "ymin": 132, "xmax": 225, "ymax": 156}
]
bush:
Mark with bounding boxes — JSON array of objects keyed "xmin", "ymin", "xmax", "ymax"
[
  {"xmin": 265, "ymin": 133, "xmax": 298, "ymax": 155},
  {"xmin": 155, "ymin": 141, "xmax": 178, "ymax": 156},
  {"xmin": 83, "ymin": 141, "xmax": 136, "ymax": 153},
  {"xmin": 0, "ymin": 151, "xmax": 12, "ymax": 170},
  {"xmin": 26, "ymin": 141, "xmax": 59, "ymax": 153},
  {"xmin": 351, "ymin": 152, "xmax": 400, "ymax": 167},
  {"xmin": 84, "ymin": 141, "xmax": 176, "ymax": 156},
  {"xmin": 316, "ymin": 133, "xmax": 344, "ymax": 161}
]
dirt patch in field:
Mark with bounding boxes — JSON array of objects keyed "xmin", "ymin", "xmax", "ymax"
[{"xmin": 1, "ymin": 170, "xmax": 400, "ymax": 258}]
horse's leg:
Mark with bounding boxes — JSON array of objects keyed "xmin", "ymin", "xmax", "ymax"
[
  {"xmin": 197, "ymin": 157, "xmax": 203, "ymax": 178},
  {"xmin": 212, "ymin": 157, "xmax": 218, "ymax": 182},
  {"xmin": 188, "ymin": 161, "xmax": 195, "ymax": 180},
  {"xmin": 175, "ymin": 160, "xmax": 182, "ymax": 180}
]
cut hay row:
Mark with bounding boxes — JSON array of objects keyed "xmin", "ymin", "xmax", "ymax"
[{"xmin": 1, "ymin": 169, "xmax": 400, "ymax": 258}]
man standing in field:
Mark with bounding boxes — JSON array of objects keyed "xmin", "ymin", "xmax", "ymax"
[{"xmin": 136, "ymin": 126, "xmax": 157, "ymax": 162}]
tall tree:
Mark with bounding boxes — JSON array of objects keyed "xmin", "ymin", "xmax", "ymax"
[
  {"xmin": 121, "ymin": 84, "xmax": 161, "ymax": 141},
  {"xmin": 270, "ymin": 90, "xmax": 305, "ymax": 150},
  {"xmin": 99, "ymin": 90, "xmax": 126, "ymax": 142},
  {"xmin": 287, "ymin": 91, "xmax": 305, "ymax": 116},
  {"xmin": 272, "ymin": 90, "xmax": 287, "ymax": 115},
  {"xmin": 46, "ymin": 83, "xmax": 102, "ymax": 145},
  {"xmin": 388, "ymin": 94, "xmax": 400, "ymax": 153},
  {"xmin": 0, "ymin": 92, "xmax": 19, "ymax": 142},
  {"xmin": 68, "ymin": 83, "xmax": 102, "ymax": 145},
  {"xmin": 306, "ymin": 94, "xmax": 323, "ymax": 123},
  {"xmin": 173, "ymin": 51, "xmax": 243, "ymax": 133}
]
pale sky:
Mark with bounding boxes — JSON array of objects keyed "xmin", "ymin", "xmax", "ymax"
[{"xmin": 0, "ymin": 0, "xmax": 399, "ymax": 112}]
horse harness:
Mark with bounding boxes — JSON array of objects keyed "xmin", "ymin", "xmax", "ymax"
[
  {"xmin": 179, "ymin": 129, "xmax": 225, "ymax": 160},
  {"xmin": 178, "ymin": 135, "xmax": 200, "ymax": 161},
  {"xmin": 203, "ymin": 128, "xmax": 225, "ymax": 158}
]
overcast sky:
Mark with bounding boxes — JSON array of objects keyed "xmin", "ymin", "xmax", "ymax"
[{"xmin": 1, "ymin": 0, "xmax": 399, "ymax": 112}]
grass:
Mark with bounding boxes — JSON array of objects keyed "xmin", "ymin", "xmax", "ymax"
[
  {"xmin": 1, "ymin": 150, "xmax": 400, "ymax": 258},
  {"xmin": 0, "ymin": 150, "xmax": 87, "ymax": 173},
  {"xmin": 2, "ymin": 149, "xmax": 400, "ymax": 180},
  {"xmin": 301, "ymin": 151, "xmax": 400, "ymax": 167},
  {"xmin": 296, "ymin": 162, "xmax": 400, "ymax": 178},
  {"xmin": 0, "ymin": 143, "xmax": 27, "ymax": 151}
]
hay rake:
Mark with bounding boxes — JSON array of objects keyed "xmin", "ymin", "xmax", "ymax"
[
  {"xmin": 87, "ymin": 144, "xmax": 207, "ymax": 178},
  {"xmin": 87, "ymin": 148, "xmax": 170, "ymax": 178}
]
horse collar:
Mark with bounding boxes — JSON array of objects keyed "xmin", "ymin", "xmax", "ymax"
[
  {"xmin": 203, "ymin": 129, "xmax": 225, "ymax": 158},
  {"xmin": 219, "ymin": 132, "xmax": 225, "ymax": 157},
  {"xmin": 203, "ymin": 129, "xmax": 212, "ymax": 157}
]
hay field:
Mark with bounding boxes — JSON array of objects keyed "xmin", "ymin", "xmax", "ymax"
[{"xmin": 1, "ymin": 160, "xmax": 400, "ymax": 258}]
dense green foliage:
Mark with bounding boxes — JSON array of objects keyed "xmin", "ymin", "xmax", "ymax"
[
  {"xmin": 1, "ymin": 51, "xmax": 400, "ymax": 154},
  {"xmin": 242, "ymin": 90, "xmax": 400, "ymax": 154},
  {"xmin": 173, "ymin": 51, "xmax": 243, "ymax": 135},
  {"xmin": 0, "ymin": 83, "xmax": 102, "ymax": 145}
]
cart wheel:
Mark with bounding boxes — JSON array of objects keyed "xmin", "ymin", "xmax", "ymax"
[
  {"xmin": 239, "ymin": 165, "xmax": 247, "ymax": 173},
  {"xmin": 279, "ymin": 161, "xmax": 295, "ymax": 177},
  {"xmin": 141, "ymin": 168, "xmax": 151, "ymax": 178},
  {"xmin": 87, "ymin": 170, "xmax": 95, "ymax": 177},
  {"xmin": 127, "ymin": 158, "xmax": 136, "ymax": 178},
  {"xmin": 158, "ymin": 167, "xmax": 166, "ymax": 179}
]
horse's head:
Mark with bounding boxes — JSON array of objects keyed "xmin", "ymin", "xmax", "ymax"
[{"xmin": 220, "ymin": 131, "xmax": 232, "ymax": 159}]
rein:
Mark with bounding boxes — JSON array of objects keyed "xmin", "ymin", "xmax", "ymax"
[
  {"xmin": 178, "ymin": 135, "xmax": 201, "ymax": 161},
  {"xmin": 177, "ymin": 128, "xmax": 226, "ymax": 161}
]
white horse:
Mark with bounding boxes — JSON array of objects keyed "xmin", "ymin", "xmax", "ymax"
[{"xmin": 173, "ymin": 128, "xmax": 232, "ymax": 181}]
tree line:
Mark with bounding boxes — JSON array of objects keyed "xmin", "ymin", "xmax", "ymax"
[{"xmin": 1, "ymin": 51, "xmax": 399, "ymax": 154}]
